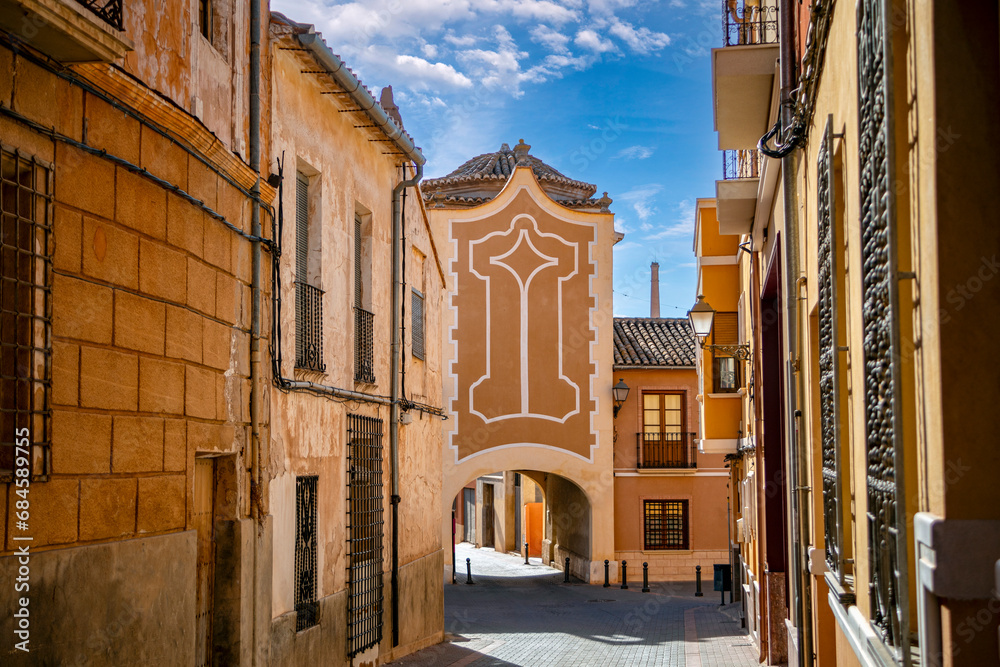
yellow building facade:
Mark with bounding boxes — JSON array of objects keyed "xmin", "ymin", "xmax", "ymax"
[{"xmin": 708, "ymin": 1, "xmax": 1000, "ymax": 666}]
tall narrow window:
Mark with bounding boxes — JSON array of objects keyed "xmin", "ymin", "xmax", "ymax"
[
  {"xmin": 198, "ymin": 0, "xmax": 212, "ymax": 39},
  {"xmin": 354, "ymin": 214, "xmax": 375, "ymax": 383},
  {"xmin": 640, "ymin": 393, "xmax": 692, "ymax": 468},
  {"xmin": 411, "ymin": 288, "xmax": 424, "ymax": 360},
  {"xmin": 347, "ymin": 415, "xmax": 384, "ymax": 656},
  {"xmin": 644, "ymin": 500, "xmax": 689, "ymax": 550},
  {"xmin": 1, "ymin": 148, "xmax": 51, "ymax": 481},
  {"xmin": 857, "ymin": 0, "xmax": 908, "ymax": 659},
  {"xmin": 295, "ymin": 475, "xmax": 318, "ymax": 631},
  {"xmin": 712, "ymin": 312, "xmax": 740, "ymax": 393},
  {"xmin": 294, "ymin": 172, "xmax": 324, "ymax": 372}
]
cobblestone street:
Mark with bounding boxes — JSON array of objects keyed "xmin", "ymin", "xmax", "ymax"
[{"xmin": 390, "ymin": 544, "xmax": 758, "ymax": 667}]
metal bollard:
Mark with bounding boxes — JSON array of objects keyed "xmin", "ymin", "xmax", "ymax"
[
  {"xmin": 621, "ymin": 560, "xmax": 628, "ymax": 590},
  {"xmin": 642, "ymin": 562, "xmax": 650, "ymax": 593},
  {"xmin": 564, "ymin": 557, "xmax": 571, "ymax": 583},
  {"xmin": 603, "ymin": 559, "xmax": 610, "ymax": 588},
  {"xmin": 695, "ymin": 565, "xmax": 703, "ymax": 596},
  {"xmin": 525, "ymin": 542, "xmax": 529, "ymax": 565},
  {"xmin": 466, "ymin": 558, "xmax": 474, "ymax": 585}
]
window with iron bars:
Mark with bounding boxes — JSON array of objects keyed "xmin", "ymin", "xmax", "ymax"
[
  {"xmin": 295, "ymin": 476, "xmax": 318, "ymax": 631},
  {"xmin": 294, "ymin": 171, "xmax": 324, "ymax": 372},
  {"xmin": 0, "ymin": 146, "xmax": 52, "ymax": 482},
  {"xmin": 411, "ymin": 288, "xmax": 424, "ymax": 360},
  {"xmin": 347, "ymin": 414, "xmax": 384, "ymax": 657},
  {"xmin": 354, "ymin": 214, "xmax": 375, "ymax": 383},
  {"xmin": 644, "ymin": 500, "xmax": 689, "ymax": 550}
]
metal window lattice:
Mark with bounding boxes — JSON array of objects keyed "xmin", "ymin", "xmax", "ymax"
[
  {"xmin": 0, "ymin": 147, "xmax": 52, "ymax": 482},
  {"xmin": 817, "ymin": 116, "xmax": 846, "ymax": 583},
  {"xmin": 856, "ymin": 0, "xmax": 909, "ymax": 660},
  {"xmin": 347, "ymin": 415, "xmax": 384, "ymax": 657},
  {"xmin": 294, "ymin": 282, "xmax": 325, "ymax": 372},
  {"xmin": 411, "ymin": 289, "xmax": 424, "ymax": 360},
  {"xmin": 644, "ymin": 500, "xmax": 689, "ymax": 550},
  {"xmin": 354, "ymin": 307, "xmax": 375, "ymax": 383},
  {"xmin": 80, "ymin": 0, "xmax": 124, "ymax": 31},
  {"xmin": 295, "ymin": 476, "xmax": 319, "ymax": 631}
]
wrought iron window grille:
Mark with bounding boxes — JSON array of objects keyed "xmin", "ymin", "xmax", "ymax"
[
  {"xmin": 411, "ymin": 288, "xmax": 424, "ymax": 361},
  {"xmin": 294, "ymin": 281, "xmax": 325, "ymax": 372},
  {"xmin": 354, "ymin": 306, "xmax": 375, "ymax": 384},
  {"xmin": 295, "ymin": 476, "xmax": 319, "ymax": 631},
  {"xmin": 722, "ymin": 0, "xmax": 778, "ymax": 46},
  {"xmin": 856, "ymin": 0, "xmax": 910, "ymax": 661},
  {"xmin": 347, "ymin": 414, "xmax": 385, "ymax": 657},
  {"xmin": 0, "ymin": 146, "xmax": 52, "ymax": 483},
  {"xmin": 644, "ymin": 499, "xmax": 690, "ymax": 550}
]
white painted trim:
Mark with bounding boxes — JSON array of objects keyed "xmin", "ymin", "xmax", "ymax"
[
  {"xmin": 707, "ymin": 390, "xmax": 744, "ymax": 399},
  {"xmin": 827, "ymin": 595, "xmax": 899, "ymax": 667},
  {"xmin": 697, "ymin": 438, "xmax": 738, "ymax": 454},
  {"xmin": 698, "ymin": 255, "xmax": 739, "ymax": 266}
]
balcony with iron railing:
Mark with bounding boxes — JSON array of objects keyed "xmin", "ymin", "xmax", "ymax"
[
  {"xmin": 79, "ymin": 0, "xmax": 124, "ymax": 30},
  {"xmin": 723, "ymin": 149, "xmax": 763, "ymax": 180},
  {"xmin": 0, "ymin": 0, "xmax": 131, "ymax": 63},
  {"xmin": 295, "ymin": 282, "xmax": 325, "ymax": 372},
  {"xmin": 722, "ymin": 0, "xmax": 778, "ymax": 46},
  {"xmin": 636, "ymin": 432, "xmax": 698, "ymax": 469},
  {"xmin": 354, "ymin": 306, "xmax": 375, "ymax": 384}
]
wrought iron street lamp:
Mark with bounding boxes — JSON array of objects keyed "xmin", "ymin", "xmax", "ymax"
[
  {"xmin": 687, "ymin": 295, "xmax": 752, "ymax": 360},
  {"xmin": 612, "ymin": 378, "xmax": 630, "ymax": 418}
]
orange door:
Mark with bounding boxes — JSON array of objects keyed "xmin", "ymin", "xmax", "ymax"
[{"xmin": 524, "ymin": 502, "xmax": 542, "ymax": 557}]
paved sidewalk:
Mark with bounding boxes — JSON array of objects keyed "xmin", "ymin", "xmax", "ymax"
[{"xmin": 390, "ymin": 543, "xmax": 757, "ymax": 667}]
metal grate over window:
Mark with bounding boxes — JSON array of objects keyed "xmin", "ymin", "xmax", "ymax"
[
  {"xmin": 293, "ymin": 173, "xmax": 324, "ymax": 372},
  {"xmin": 354, "ymin": 306, "xmax": 375, "ymax": 384},
  {"xmin": 644, "ymin": 500, "xmax": 689, "ymax": 550},
  {"xmin": 295, "ymin": 475, "xmax": 319, "ymax": 631},
  {"xmin": 0, "ymin": 146, "xmax": 52, "ymax": 482},
  {"xmin": 411, "ymin": 288, "xmax": 424, "ymax": 360},
  {"xmin": 347, "ymin": 414, "xmax": 384, "ymax": 657}
]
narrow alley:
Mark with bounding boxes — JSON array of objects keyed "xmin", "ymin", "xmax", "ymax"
[{"xmin": 390, "ymin": 544, "xmax": 757, "ymax": 667}]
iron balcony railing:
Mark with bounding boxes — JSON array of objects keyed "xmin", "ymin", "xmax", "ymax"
[
  {"xmin": 354, "ymin": 306, "xmax": 376, "ymax": 384},
  {"xmin": 80, "ymin": 0, "xmax": 124, "ymax": 31},
  {"xmin": 294, "ymin": 282, "xmax": 325, "ymax": 372},
  {"xmin": 723, "ymin": 149, "xmax": 763, "ymax": 180},
  {"xmin": 723, "ymin": 0, "xmax": 778, "ymax": 46},
  {"xmin": 636, "ymin": 432, "xmax": 698, "ymax": 469}
]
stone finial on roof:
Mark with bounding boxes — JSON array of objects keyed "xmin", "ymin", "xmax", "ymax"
[
  {"xmin": 596, "ymin": 192, "xmax": 613, "ymax": 212},
  {"xmin": 380, "ymin": 86, "xmax": 403, "ymax": 127},
  {"xmin": 513, "ymin": 138, "xmax": 531, "ymax": 163}
]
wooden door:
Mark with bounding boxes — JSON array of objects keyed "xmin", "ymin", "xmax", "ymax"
[
  {"xmin": 194, "ymin": 457, "xmax": 216, "ymax": 667},
  {"xmin": 463, "ymin": 488, "xmax": 475, "ymax": 543},
  {"xmin": 482, "ymin": 484, "xmax": 495, "ymax": 548}
]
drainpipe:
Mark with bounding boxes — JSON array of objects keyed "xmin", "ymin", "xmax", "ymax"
[
  {"xmin": 391, "ymin": 161, "xmax": 423, "ymax": 648},
  {"xmin": 776, "ymin": 0, "xmax": 811, "ymax": 664},
  {"xmin": 248, "ymin": 0, "xmax": 265, "ymax": 663}
]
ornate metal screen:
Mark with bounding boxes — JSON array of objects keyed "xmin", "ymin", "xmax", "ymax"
[
  {"xmin": 817, "ymin": 116, "xmax": 845, "ymax": 582},
  {"xmin": 347, "ymin": 414, "xmax": 384, "ymax": 656},
  {"xmin": 295, "ymin": 476, "xmax": 318, "ymax": 631},
  {"xmin": 643, "ymin": 500, "xmax": 689, "ymax": 550},
  {"xmin": 856, "ymin": 0, "xmax": 909, "ymax": 660}
]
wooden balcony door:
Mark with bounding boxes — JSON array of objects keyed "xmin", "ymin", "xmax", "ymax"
[{"xmin": 642, "ymin": 392, "xmax": 686, "ymax": 467}]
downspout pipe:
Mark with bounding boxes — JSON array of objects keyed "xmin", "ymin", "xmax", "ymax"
[
  {"xmin": 776, "ymin": 0, "xmax": 811, "ymax": 665},
  {"xmin": 248, "ymin": 0, "xmax": 265, "ymax": 664},
  {"xmin": 391, "ymin": 160, "xmax": 423, "ymax": 648}
]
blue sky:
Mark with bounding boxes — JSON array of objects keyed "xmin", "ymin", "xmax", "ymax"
[{"xmin": 272, "ymin": 0, "xmax": 723, "ymax": 317}]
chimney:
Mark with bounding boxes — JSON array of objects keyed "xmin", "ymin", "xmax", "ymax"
[{"xmin": 650, "ymin": 262, "xmax": 660, "ymax": 318}]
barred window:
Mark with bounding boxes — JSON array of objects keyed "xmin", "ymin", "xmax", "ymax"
[
  {"xmin": 347, "ymin": 414, "xmax": 384, "ymax": 656},
  {"xmin": 295, "ymin": 476, "xmax": 318, "ymax": 631},
  {"xmin": 354, "ymin": 214, "xmax": 374, "ymax": 383},
  {"xmin": 1, "ymin": 147, "xmax": 51, "ymax": 481},
  {"xmin": 411, "ymin": 288, "xmax": 424, "ymax": 360},
  {"xmin": 294, "ymin": 171, "xmax": 324, "ymax": 372},
  {"xmin": 644, "ymin": 500, "xmax": 689, "ymax": 550}
]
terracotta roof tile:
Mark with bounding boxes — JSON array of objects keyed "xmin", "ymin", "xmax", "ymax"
[{"xmin": 613, "ymin": 318, "xmax": 696, "ymax": 367}]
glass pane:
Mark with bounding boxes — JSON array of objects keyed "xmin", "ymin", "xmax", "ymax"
[
  {"xmin": 663, "ymin": 394, "xmax": 681, "ymax": 409},
  {"xmin": 643, "ymin": 394, "xmax": 659, "ymax": 409}
]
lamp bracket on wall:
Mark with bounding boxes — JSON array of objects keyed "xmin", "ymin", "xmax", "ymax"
[{"xmin": 699, "ymin": 343, "xmax": 752, "ymax": 361}]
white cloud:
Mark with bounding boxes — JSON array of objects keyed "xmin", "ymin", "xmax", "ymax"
[
  {"xmin": 530, "ymin": 24, "xmax": 571, "ymax": 53},
  {"xmin": 645, "ymin": 199, "xmax": 696, "ymax": 239},
  {"xmin": 458, "ymin": 25, "xmax": 529, "ymax": 93},
  {"xmin": 608, "ymin": 20, "xmax": 670, "ymax": 53},
  {"xmin": 421, "ymin": 43, "xmax": 439, "ymax": 58},
  {"xmin": 574, "ymin": 29, "xmax": 617, "ymax": 53},
  {"xmin": 501, "ymin": 0, "xmax": 580, "ymax": 24},
  {"xmin": 394, "ymin": 54, "xmax": 474, "ymax": 88},
  {"xmin": 618, "ymin": 183, "xmax": 662, "ymax": 222},
  {"xmin": 445, "ymin": 32, "xmax": 479, "ymax": 47},
  {"xmin": 616, "ymin": 145, "xmax": 654, "ymax": 160},
  {"xmin": 586, "ymin": 0, "xmax": 638, "ymax": 16}
]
